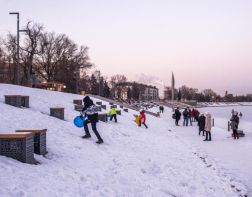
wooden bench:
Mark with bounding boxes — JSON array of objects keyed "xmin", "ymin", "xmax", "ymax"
[
  {"xmin": 145, "ymin": 111, "xmax": 158, "ymax": 117},
  {"xmin": 0, "ymin": 133, "xmax": 35, "ymax": 164},
  {"xmin": 73, "ymin": 99, "xmax": 82, "ymax": 105},
  {"xmin": 74, "ymin": 105, "xmax": 84, "ymax": 112},
  {"xmin": 16, "ymin": 129, "xmax": 47, "ymax": 155},
  {"xmin": 109, "ymin": 102, "xmax": 114, "ymax": 105},
  {"xmin": 116, "ymin": 110, "xmax": 121, "ymax": 115},
  {"xmin": 101, "ymin": 105, "xmax": 106, "ymax": 110},
  {"xmin": 50, "ymin": 108, "xmax": 64, "ymax": 120},
  {"xmin": 98, "ymin": 113, "xmax": 108, "ymax": 122},
  {"xmin": 5, "ymin": 95, "xmax": 29, "ymax": 108},
  {"xmin": 123, "ymin": 108, "xmax": 128, "ymax": 112},
  {"xmin": 96, "ymin": 101, "xmax": 102, "ymax": 105}
]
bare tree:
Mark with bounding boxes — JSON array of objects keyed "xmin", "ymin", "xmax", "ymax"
[
  {"xmin": 20, "ymin": 22, "xmax": 44, "ymax": 86},
  {"xmin": 110, "ymin": 74, "xmax": 127, "ymax": 98}
]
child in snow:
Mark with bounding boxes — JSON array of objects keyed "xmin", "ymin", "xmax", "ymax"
[
  {"xmin": 139, "ymin": 109, "xmax": 148, "ymax": 129},
  {"xmin": 198, "ymin": 113, "xmax": 205, "ymax": 136},
  {"xmin": 81, "ymin": 96, "xmax": 104, "ymax": 144},
  {"xmin": 108, "ymin": 106, "xmax": 117, "ymax": 123}
]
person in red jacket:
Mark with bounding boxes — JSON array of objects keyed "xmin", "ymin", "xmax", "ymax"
[{"xmin": 139, "ymin": 109, "xmax": 148, "ymax": 129}]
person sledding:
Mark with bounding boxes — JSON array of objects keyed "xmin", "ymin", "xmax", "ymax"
[
  {"xmin": 81, "ymin": 96, "xmax": 104, "ymax": 144},
  {"xmin": 138, "ymin": 109, "xmax": 148, "ymax": 129},
  {"xmin": 108, "ymin": 106, "xmax": 117, "ymax": 123}
]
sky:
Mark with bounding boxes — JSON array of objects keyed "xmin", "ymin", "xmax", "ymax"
[{"xmin": 0, "ymin": 0, "xmax": 252, "ymax": 95}]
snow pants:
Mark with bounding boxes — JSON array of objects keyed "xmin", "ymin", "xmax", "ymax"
[
  {"xmin": 84, "ymin": 121, "xmax": 103, "ymax": 141},
  {"xmin": 139, "ymin": 122, "xmax": 148, "ymax": 128},
  {"xmin": 233, "ymin": 129, "xmax": 239, "ymax": 139},
  {"xmin": 110, "ymin": 114, "xmax": 117, "ymax": 123}
]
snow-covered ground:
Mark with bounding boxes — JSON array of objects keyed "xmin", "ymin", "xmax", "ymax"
[{"xmin": 0, "ymin": 84, "xmax": 250, "ymax": 197}]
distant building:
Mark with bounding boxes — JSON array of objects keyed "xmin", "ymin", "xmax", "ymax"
[
  {"xmin": 139, "ymin": 85, "xmax": 159, "ymax": 101},
  {"xmin": 164, "ymin": 86, "xmax": 172, "ymax": 100},
  {"xmin": 36, "ymin": 81, "xmax": 66, "ymax": 92},
  {"xmin": 115, "ymin": 82, "xmax": 159, "ymax": 101}
]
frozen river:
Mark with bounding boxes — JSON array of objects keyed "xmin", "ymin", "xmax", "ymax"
[{"xmin": 200, "ymin": 106, "xmax": 252, "ymax": 122}]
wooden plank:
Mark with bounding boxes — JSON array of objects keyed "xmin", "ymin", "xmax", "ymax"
[
  {"xmin": 0, "ymin": 132, "xmax": 34, "ymax": 138},
  {"xmin": 16, "ymin": 129, "xmax": 47, "ymax": 134}
]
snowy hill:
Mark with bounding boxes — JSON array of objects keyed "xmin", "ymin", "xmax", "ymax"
[{"xmin": 0, "ymin": 84, "xmax": 249, "ymax": 197}]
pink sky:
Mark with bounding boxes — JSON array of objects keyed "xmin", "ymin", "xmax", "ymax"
[{"xmin": 1, "ymin": 0, "xmax": 252, "ymax": 95}]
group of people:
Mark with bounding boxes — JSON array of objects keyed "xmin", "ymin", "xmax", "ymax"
[
  {"xmin": 173, "ymin": 107, "xmax": 200, "ymax": 127},
  {"xmin": 173, "ymin": 107, "xmax": 212, "ymax": 141},
  {"xmin": 80, "ymin": 96, "xmax": 242, "ymax": 145},
  {"xmin": 173, "ymin": 106, "xmax": 242, "ymax": 141}
]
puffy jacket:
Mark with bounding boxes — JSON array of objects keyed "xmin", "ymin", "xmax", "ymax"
[
  {"xmin": 139, "ymin": 112, "xmax": 146, "ymax": 123},
  {"xmin": 198, "ymin": 115, "xmax": 205, "ymax": 131},
  {"xmin": 108, "ymin": 108, "xmax": 117, "ymax": 115},
  {"xmin": 82, "ymin": 96, "xmax": 99, "ymax": 123},
  {"xmin": 175, "ymin": 109, "xmax": 181, "ymax": 120},
  {"xmin": 204, "ymin": 113, "xmax": 211, "ymax": 132},
  {"xmin": 230, "ymin": 115, "xmax": 239, "ymax": 130}
]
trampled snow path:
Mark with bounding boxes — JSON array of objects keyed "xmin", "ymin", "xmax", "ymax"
[
  {"xmin": 164, "ymin": 108, "xmax": 252, "ymax": 197},
  {"xmin": 0, "ymin": 84, "xmax": 248, "ymax": 196}
]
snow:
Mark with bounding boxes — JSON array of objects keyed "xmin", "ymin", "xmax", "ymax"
[{"xmin": 0, "ymin": 84, "xmax": 250, "ymax": 196}]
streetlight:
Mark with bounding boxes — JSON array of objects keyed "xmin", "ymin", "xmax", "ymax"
[{"xmin": 9, "ymin": 12, "xmax": 27, "ymax": 85}]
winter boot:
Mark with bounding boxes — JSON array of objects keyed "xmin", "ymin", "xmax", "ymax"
[
  {"xmin": 96, "ymin": 139, "xmax": 104, "ymax": 144},
  {"xmin": 82, "ymin": 134, "xmax": 91, "ymax": 138}
]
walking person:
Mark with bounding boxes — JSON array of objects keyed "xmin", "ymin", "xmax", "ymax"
[
  {"xmin": 139, "ymin": 109, "xmax": 148, "ymax": 128},
  {"xmin": 108, "ymin": 106, "xmax": 117, "ymax": 123},
  {"xmin": 230, "ymin": 111, "xmax": 240, "ymax": 139},
  {"xmin": 204, "ymin": 112, "xmax": 212, "ymax": 141},
  {"xmin": 159, "ymin": 106, "xmax": 164, "ymax": 113},
  {"xmin": 183, "ymin": 108, "xmax": 189, "ymax": 126},
  {"xmin": 174, "ymin": 107, "xmax": 181, "ymax": 126},
  {"xmin": 198, "ymin": 113, "xmax": 205, "ymax": 136},
  {"xmin": 239, "ymin": 112, "xmax": 243, "ymax": 119},
  {"xmin": 81, "ymin": 96, "xmax": 104, "ymax": 144}
]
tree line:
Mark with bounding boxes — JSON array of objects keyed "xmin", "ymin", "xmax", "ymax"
[
  {"xmin": 165, "ymin": 85, "xmax": 252, "ymax": 102},
  {"xmin": 0, "ymin": 22, "xmax": 150, "ymax": 102}
]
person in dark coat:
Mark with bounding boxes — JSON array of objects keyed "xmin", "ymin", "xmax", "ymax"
[
  {"xmin": 174, "ymin": 107, "xmax": 181, "ymax": 126},
  {"xmin": 183, "ymin": 108, "xmax": 189, "ymax": 126},
  {"xmin": 198, "ymin": 113, "xmax": 205, "ymax": 136},
  {"xmin": 195, "ymin": 109, "xmax": 200, "ymax": 122},
  {"xmin": 81, "ymin": 96, "xmax": 103, "ymax": 144},
  {"xmin": 230, "ymin": 111, "xmax": 240, "ymax": 140},
  {"xmin": 159, "ymin": 106, "xmax": 164, "ymax": 113}
]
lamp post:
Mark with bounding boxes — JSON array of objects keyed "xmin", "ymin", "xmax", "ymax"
[{"xmin": 9, "ymin": 12, "xmax": 27, "ymax": 85}]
